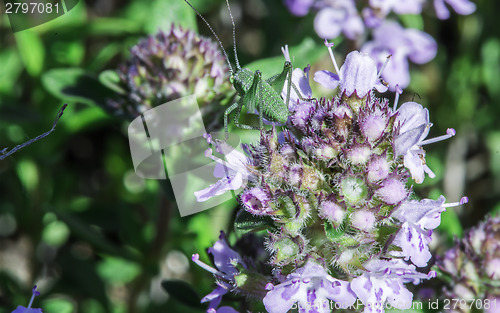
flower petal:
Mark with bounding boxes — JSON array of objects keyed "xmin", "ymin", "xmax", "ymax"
[
  {"xmin": 434, "ymin": 0, "xmax": 451, "ymax": 19},
  {"xmin": 444, "ymin": 0, "xmax": 476, "ymax": 16},
  {"xmin": 285, "ymin": 0, "xmax": 315, "ymax": 16},
  {"xmin": 314, "ymin": 8, "xmax": 344, "ymax": 39},
  {"xmin": 313, "ymin": 70, "xmax": 340, "ymax": 89},
  {"xmin": 406, "ymin": 29, "xmax": 437, "ymax": 64},
  {"xmin": 394, "ymin": 222, "xmax": 432, "ymax": 267},
  {"xmin": 340, "ymin": 51, "xmax": 379, "ymax": 98}
]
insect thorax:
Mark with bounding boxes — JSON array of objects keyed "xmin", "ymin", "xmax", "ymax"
[{"xmin": 233, "ymin": 68, "xmax": 255, "ymax": 95}]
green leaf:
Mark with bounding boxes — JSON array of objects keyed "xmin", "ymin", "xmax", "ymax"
[
  {"xmin": 60, "ymin": 106, "xmax": 113, "ymax": 134},
  {"xmin": 14, "ymin": 30, "xmax": 45, "ymax": 77},
  {"xmin": 324, "ymin": 221, "xmax": 345, "ymax": 242},
  {"xmin": 88, "ymin": 43, "xmax": 123, "ymax": 71},
  {"xmin": 439, "ymin": 208, "xmax": 463, "ymax": 242},
  {"xmin": 86, "ymin": 18, "xmax": 142, "ymax": 35},
  {"xmin": 127, "ymin": 0, "xmax": 197, "ymax": 34},
  {"xmin": 246, "ymin": 37, "xmax": 327, "ymax": 79},
  {"xmin": 399, "ymin": 14, "xmax": 424, "ymax": 30},
  {"xmin": 55, "ymin": 212, "xmax": 137, "ymax": 260},
  {"xmin": 234, "ymin": 210, "xmax": 275, "ymax": 235},
  {"xmin": 0, "ymin": 49, "xmax": 23, "ymax": 93},
  {"xmin": 99, "ymin": 70, "xmax": 125, "ymax": 95},
  {"xmin": 42, "ymin": 298, "xmax": 74, "ymax": 313},
  {"xmin": 42, "ymin": 68, "xmax": 117, "ymax": 107},
  {"xmin": 42, "ymin": 220, "xmax": 70, "ymax": 247},
  {"xmin": 97, "ymin": 256, "xmax": 141, "ymax": 284},
  {"xmin": 487, "ymin": 131, "xmax": 500, "ymax": 176},
  {"xmin": 161, "ymin": 280, "xmax": 203, "ymax": 309},
  {"xmin": 377, "ymin": 224, "xmax": 399, "ymax": 242}
]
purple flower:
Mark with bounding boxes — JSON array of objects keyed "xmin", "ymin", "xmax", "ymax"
[
  {"xmin": 392, "ymin": 197, "xmax": 446, "ymax": 267},
  {"xmin": 434, "ymin": 0, "xmax": 476, "ymax": 19},
  {"xmin": 394, "ymin": 101, "xmax": 456, "ymax": 183},
  {"xmin": 319, "ymin": 201, "xmax": 346, "ymax": 224},
  {"xmin": 369, "ymin": 0, "xmax": 424, "ymax": 16},
  {"xmin": 281, "ymin": 45, "xmax": 313, "ymax": 110},
  {"xmin": 394, "ymin": 101, "xmax": 432, "ymax": 182},
  {"xmin": 241, "ymin": 187, "xmax": 273, "ymax": 215},
  {"xmin": 12, "ymin": 286, "xmax": 42, "ymax": 313},
  {"xmin": 360, "ymin": 113, "xmax": 388, "ymax": 143},
  {"xmin": 314, "ymin": 0, "xmax": 364, "ymax": 40},
  {"xmin": 284, "ymin": 0, "xmax": 315, "ymax": 16},
  {"xmin": 376, "ymin": 178, "xmax": 407, "ymax": 205},
  {"xmin": 314, "ymin": 44, "xmax": 387, "ymax": 98},
  {"xmin": 192, "ymin": 231, "xmax": 246, "ymax": 309},
  {"xmin": 366, "ymin": 155, "xmax": 390, "ymax": 182},
  {"xmin": 207, "ymin": 307, "xmax": 239, "ymax": 313},
  {"xmin": 195, "ymin": 138, "xmax": 254, "ymax": 202},
  {"xmin": 392, "ymin": 196, "xmax": 468, "ymax": 267},
  {"xmin": 351, "ymin": 259, "xmax": 435, "ymax": 313},
  {"xmin": 362, "ymin": 21, "xmax": 437, "ymax": 90},
  {"xmin": 263, "ymin": 260, "xmax": 356, "ymax": 313}
]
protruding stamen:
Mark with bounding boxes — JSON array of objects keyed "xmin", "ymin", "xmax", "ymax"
[
  {"xmin": 442, "ymin": 196, "xmax": 469, "ymax": 208},
  {"xmin": 377, "ymin": 54, "xmax": 392, "ymax": 78},
  {"xmin": 304, "ymin": 64, "xmax": 311, "ymax": 80},
  {"xmin": 203, "ymin": 145, "xmax": 241, "ymax": 174},
  {"xmin": 203, "ymin": 133, "xmax": 212, "ymax": 144},
  {"xmin": 324, "ymin": 39, "xmax": 340, "ymax": 74},
  {"xmin": 324, "ymin": 38, "xmax": 334, "ymax": 48},
  {"xmin": 460, "ymin": 196, "xmax": 469, "ymax": 205},
  {"xmin": 207, "ymin": 309, "xmax": 217, "ymax": 313},
  {"xmin": 420, "ymin": 128, "xmax": 456, "ymax": 146},
  {"xmin": 191, "ymin": 254, "xmax": 225, "ymax": 277},
  {"xmin": 427, "ymin": 271, "xmax": 437, "ymax": 279},
  {"xmin": 265, "ymin": 283, "xmax": 274, "ymax": 291},
  {"xmin": 204, "ymin": 148, "xmax": 213, "ymax": 158},
  {"xmin": 27, "ymin": 285, "xmax": 40, "ymax": 309},
  {"xmin": 393, "ymin": 84, "xmax": 403, "ymax": 111},
  {"xmin": 281, "ymin": 45, "xmax": 291, "ymax": 62}
]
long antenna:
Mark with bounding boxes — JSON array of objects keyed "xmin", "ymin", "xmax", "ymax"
[
  {"xmin": 225, "ymin": 0, "xmax": 241, "ymax": 70},
  {"xmin": 183, "ymin": 0, "xmax": 234, "ymax": 75}
]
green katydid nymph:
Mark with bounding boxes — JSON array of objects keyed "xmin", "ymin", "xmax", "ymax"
[{"xmin": 183, "ymin": 0, "xmax": 310, "ymax": 140}]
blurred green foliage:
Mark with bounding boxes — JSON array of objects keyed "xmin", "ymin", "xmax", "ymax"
[{"xmin": 0, "ymin": 0, "xmax": 499, "ymax": 312}]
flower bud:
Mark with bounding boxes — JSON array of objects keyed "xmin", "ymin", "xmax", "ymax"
[{"xmin": 340, "ymin": 175, "xmax": 368, "ymax": 205}]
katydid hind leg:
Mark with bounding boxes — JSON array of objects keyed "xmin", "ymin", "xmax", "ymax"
[{"xmin": 258, "ymin": 79, "xmax": 264, "ymax": 130}]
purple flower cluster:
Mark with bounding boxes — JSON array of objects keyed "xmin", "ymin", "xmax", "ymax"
[
  {"xmin": 436, "ymin": 215, "xmax": 500, "ymax": 313},
  {"xmin": 107, "ymin": 25, "xmax": 234, "ymax": 120},
  {"xmin": 193, "ymin": 50, "xmax": 467, "ymax": 312},
  {"xmin": 284, "ymin": 0, "xmax": 476, "ymax": 89}
]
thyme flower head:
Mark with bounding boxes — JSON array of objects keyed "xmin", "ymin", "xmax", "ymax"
[
  {"xmin": 107, "ymin": 25, "xmax": 234, "ymax": 121},
  {"xmin": 195, "ymin": 45, "xmax": 465, "ymax": 313},
  {"xmin": 436, "ymin": 215, "xmax": 500, "ymax": 313}
]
